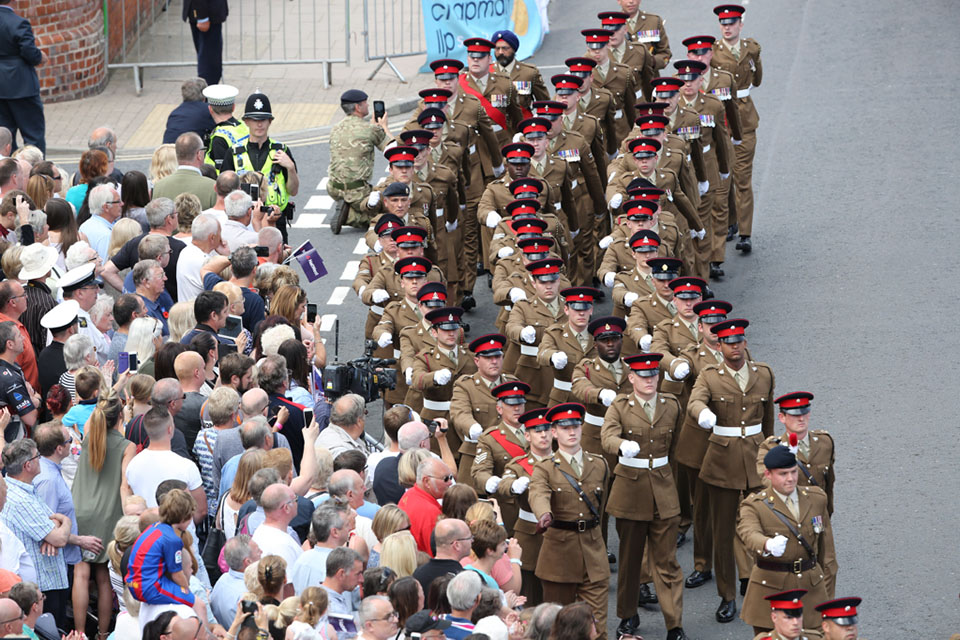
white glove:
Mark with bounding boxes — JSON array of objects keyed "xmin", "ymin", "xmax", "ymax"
[
  {"xmin": 638, "ymin": 333, "xmax": 653, "ymax": 351},
  {"xmin": 367, "ymin": 191, "xmax": 381, "ymax": 207},
  {"xmin": 493, "ymin": 164, "xmax": 505, "ymax": 177},
  {"xmin": 376, "ymin": 333, "xmax": 393, "ymax": 348},
  {"xmin": 619, "ymin": 440, "xmax": 641, "ymax": 458},
  {"xmin": 599, "ymin": 388, "xmax": 617, "ymax": 406},
  {"xmin": 698, "ymin": 180, "xmax": 709, "ymax": 196},
  {"xmin": 372, "ymin": 289, "xmax": 390, "ymax": 304},
  {"xmin": 468, "ymin": 423, "xmax": 483, "ymax": 441},
  {"xmin": 603, "ymin": 272, "xmax": 615, "ymax": 288},
  {"xmin": 732, "ymin": 138, "xmax": 743, "ymax": 146},
  {"xmin": 404, "ymin": 367, "xmax": 413, "ymax": 385},
  {"xmin": 520, "ymin": 326, "xmax": 537, "ymax": 344},
  {"xmin": 608, "ymin": 193, "xmax": 623, "ymax": 209},
  {"xmin": 445, "ymin": 219, "xmax": 458, "ymax": 232},
  {"xmin": 698, "ymin": 407, "xmax": 717, "ymax": 430},
  {"xmin": 358, "ymin": 285, "xmax": 367, "ymax": 297},
  {"xmin": 511, "ymin": 477, "xmax": 530, "ymax": 495},
  {"xmin": 720, "ymin": 172, "xmax": 730, "ymax": 180},
  {"xmin": 765, "ymin": 534, "xmax": 788, "ymax": 557},
  {"xmin": 550, "ymin": 351, "xmax": 568, "ymax": 369},
  {"xmin": 373, "ymin": 239, "xmax": 383, "ymax": 254},
  {"xmin": 486, "ymin": 211, "xmax": 502, "ymax": 228},
  {"xmin": 697, "ymin": 228, "xmax": 706, "ymax": 240},
  {"xmin": 484, "ymin": 476, "xmax": 501, "ymax": 494},
  {"xmin": 433, "ymin": 368, "xmax": 452, "ymax": 385},
  {"xmin": 509, "ymin": 287, "xmax": 527, "ymax": 303},
  {"xmin": 512, "ymin": 132, "xmax": 525, "ymax": 143},
  {"xmin": 623, "ymin": 291, "xmax": 639, "ymax": 307},
  {"xmin": 497, "ymin": 246, "xmax": 515, "ymax": 259},
  {"xmin": 689, "ymin": 228, "xmax": 699, "ymax": 239},
  {"xmin": 598, "ymin": 235, "xmax": 614, "ymax": 250},
  {"xmin": 570, "ymin": 229, "xmax": 580, "ymax": 239},
  {"xmin": 673, "ymin": 361, "xmax": 690, "ymax": 380}
]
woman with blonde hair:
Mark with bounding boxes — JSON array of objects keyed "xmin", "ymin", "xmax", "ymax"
[
  {"xmin": 71, "ymin": 392, "xmax": 136, "ymax": 637},
  {"xmin": 286, "ymin": 586, "xmax": 336, "ymax": 640},
  {"xmin": 26, "ymin": 173, "xmax": 54, "ymax": 210},
  {"xmin": 213, "ymin": 280, "xmax": 254, "ymax": 355},
  {"xmin": 222, "ymin": 449, "xmax": 267, "ymax": 539},
  {"xmin": 107, "ymin": 217, "xmax": 142, "ymax": 260},
  {"xmin": 106, "ymin": 515, "xmax": 141, "ymax": 612},
  {"xmin": 174, "ymin": 192, "xmax": 203, "ymax": 238},
  {"xmin": 167, "ymin": 301, "xmax": 196, "ymax": 343},
  {"xmin": 257, "ymin": 555, "xmax": 287, "ymax": 605},
  {"xmin": 397, "ymin": 448, "xmax": 432, "ymax": 489},
  {"xmin": 369, "ymin": 505, "xmax": 411, "ymax": 568},
  {"xmin": 150, "ymin": 144, "xmax": 177, "ymax": 182},
  {"xmin": 0, "ymin": 244, "xmax": 22, "ymax": 280},
  {"xmin": 122, "ymin": 373, "xmax": 155, "ymax": 427},
  {"xmin": 125, "ymin": 317, "xmax": 164, "ymax": 378},
  {"xmin": 270, "ymin": 284, "xmax": 307, "ymax": 327},
  {"xmin": 379, "ymin": 530, "xmax": 419, "ymax": 577}
]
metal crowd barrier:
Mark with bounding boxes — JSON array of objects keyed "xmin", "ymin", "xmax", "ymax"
[{"xmin": 362, "ymin": 0, "xmax": 426, "ymax": 82}]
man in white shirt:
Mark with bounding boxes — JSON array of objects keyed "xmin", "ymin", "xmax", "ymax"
[
  {"xmin": 177, "ymin": 213, "xmax": 230, "ymax": 301},
  {"xmin": 126, "ymin": 407, "xmax": 206, "ymax": 513},
  {"xmin": 315, "ymin": 394, "xmax": 373, "ymax": 459},
  {"xmin": 0, "ymin": 477, "xmax": 36, "ymax": 583},
  {"xmin": 291, "ymin": 500, "xmax": 354, "ymax": 593},
  {"xmin": 220, "ymin": 190, "xmax": 260, "ymax": 251},
  {"xmin": 250, "ymin": 483, "xmax": 303, "ymax": 571},
  {"xmin": 202, "ymin": 171, "xmax": 240, "ymax": 222}
]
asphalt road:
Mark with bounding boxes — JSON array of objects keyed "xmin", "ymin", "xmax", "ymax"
[{"xmin": 60, "ymin": 0, "xmax": 960, "ymax": 635}]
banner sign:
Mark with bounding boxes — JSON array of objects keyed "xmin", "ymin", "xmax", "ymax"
[{"xmin": 421, "ymin": 0, "xmax": 545, "ymax": 70}]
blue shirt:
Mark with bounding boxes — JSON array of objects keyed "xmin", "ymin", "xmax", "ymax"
[
  {"xmin": 209, "ymin": 569, "xmax": 247, "ymax": 627},
  {"xmin": 138, "ymin": 292, "xmax": 171, "ymax": 336},
  {"xmin": 125, "ymin": 522, "xmax": 194, "ymax": 605},
  {"xmin": 65, "ymin": 184, "xmax": 88, "ymax": 212},
  {"xmin": 218, "ymin": 453, "xmax": 242, "ymax": 497},
  {"xmin": 314, "ymin": 493, "xmax": 381, "ymax": 521},
  {"xmin": 291, "ymin": 546, "xmax": 333, "ymax": 594},
  {"xmin": 439, "ymin": 615, "xmax": 475, "ymax": 640},
  {"xmin": 202, "ymin": 272, "xmax": 266, "ymax": 333},
  {"xmin": 34, "ymin": 457, "xmax": 80, "ymax": 565},
  {"xmin": 0, "ymin": 477, "xmax": 68, "ymax": 591},
  {"xmin": 78, "ymin": 214, "xmax": 116, "ymax": 261},
  {"xmin": 62, "ymin": 399, "xmax": 97, "ymax": 437}
]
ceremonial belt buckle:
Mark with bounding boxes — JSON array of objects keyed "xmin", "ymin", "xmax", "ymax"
[
  {"xmin": 793, "ymin": 558, "xmax": 803, "ymax": 574},
  {"xmin": 577, "ymin": 519, "xmax": 587, "ymax": 532}
]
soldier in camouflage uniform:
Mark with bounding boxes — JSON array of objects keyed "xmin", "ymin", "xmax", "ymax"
[{"xmin": 328, "ymin": 89, "xmax": 393, "ymax": 233}]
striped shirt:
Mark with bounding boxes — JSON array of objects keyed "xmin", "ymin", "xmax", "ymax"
[
  {"xmin": 0, "ymin": 477, "xmax": 68, "ymax": 591},
  {"xmin": 192, "ymin": 427, "xmax": 222, "ymax": 515}
]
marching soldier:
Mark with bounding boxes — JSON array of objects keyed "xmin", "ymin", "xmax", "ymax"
[
  {"xmin": 611, "ymin": 225, "xmax": 660, "ymax": 317},
  {"xmin": 619, "ymin": 0, "xmax": 671, "ymax": 72},
  {"xmin": 362, "ymin": 225, "xmax": 443, "ymax": 315},
  {"xmin": 529, "ymin": 403, "xmax": 610, "ymax": 637},
  {"xmin": 493, "ymin": 235, "xmax": 571, "ymax": 336},
  {"xmin": 583, "ymin": 29, "xmax": 637, "ymax": 149},
  {"xmin": 711, "ymin": 3, "xmax": 763, "ymax": 254},
  {"xmin": 460, "ymin": 37, "xmax": 523, "ymax": 147},
  {"xmin": 739, "ymin": 447, "xmax": 837, "ymax": 632},
  {"xmin": 672, "ymin": 299, "xmax": 733, "ymax": 591},
  {"xmin": 354, "ymin": 213, "xmax": 402, "ymax": 341},
  {"xmin": 489, "ymin": 199, "xmax": 568, "ymax": 268},
  {"xmin": 653, "ymin": 76, "xmax": 707, "ymax": 189},
  {"xmin": 651, "ymin": 276, "xmax": 707, "ymax": 383},
  {"xmin": 327, "ymin": 89, "xmax": 391, "ymax": 233},
  {"xmin": 600, "ymin": 11, "xmax": 655, "ymax": 103},
  {"xmin": 815, "ymin": 597, "xmax": 862, "ymax": 640},
  {"xmin": 688, "ymin": 318, "xmax": 775, "ymax": 623},
  {"xmin": 202, "ymin": 84, "xmax": 249, "ymax": 172},
  {"xmin": 449, "ymin": 333, "xmax": 517, "ymax": 483},
  {"xmin": 491, "ymin": 30, "xmax": 550, "ymax": 115},
  {"xmin": 520, "ymin": 118, "xmax": 580, "ymax": 249},
  {"xmin": 504, "ymin": 258, "xmax": 567, "ymax": 409},
  {"xmin": 365, "ymin": 147, "xmax": 436, "ymax": 259},
  {"xmin": 473, "ymin": 380, "xmax": 531, "ymax": 535},
  {"xmin": 602, "ymin": 353, "xmax": 688, "ymax": 640},
  {"xmin": 754, "ymin": 590, "xmax": 814, "ymax": 640},
  {"xmin": 567, "ymin": 57, "xmax": 619, "ymax": 162},
  {"xmin": 398, "ymin": 282, "xmax": 447, "ymax": 416},
  {"xmin": 495, "ymin": 407, "xmax": 555, "ymax": 606},
  {"xmin": 624, "ymin": 256, "xmax": 682, "ymax": 356},
  {"xmin": 598, "ymin": 194, "xmax": 679, "ymax": 285},
  {"xmin": 552, "ymin": 74, "xmax": 608, "ymax": 182},
  {"xmin": 538, "ymin": 287, "xmax": 600, "ymax": 405},
  {"xmin": 758, "ymin": 392, "xmax": 836, "ymax": 515},
  {"xmin": 409, "ymin": 306, "xmax": 476, "ymax": 423}
]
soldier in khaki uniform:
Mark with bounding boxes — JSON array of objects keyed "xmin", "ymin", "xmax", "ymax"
[
  {"xmin": 602, "ymin": 353, "xmax": 688, "ymax": 640},
  {"xmin": 449, "ymin": 333, "xmax": 516, "ymax": 484},
  {"xmin": 398, "ymin": 282, "xmax": 447, "ymax": 416},
  {"xmin": 651, "ymin": 276, "xmax": 708, "ymax": 385},
  {"xmin": 328, "ymin": 89, "xmax": 392, "ymax": 232},
  {"xmin": 362, "ymin": 226, "xmax": 443, "ymax": 317},
  {"xmin": 567, "ymin": 57, "xmax": 619, "ymax": 162},
  {"xmin": 711, "ymin": 4, "xmax": 763, "ymax": 254},
  {"xmin": 624, "ymin": 256, "xmax": 681, "ymax": 356},
  {"xmin": 409, "ymin": 306, "xmax": 476, "ymax": 423},
  {"xmin": 538, "ymin": 287, "xmax": 600, "ymax": 406},
  {"xmin": 495, "ymin": 407, "xmax": 554, "ymax": 606},
  {"xmin": 473, "ymin": 381, "xmax": 531, "ymax": 535},
  {"xmin": 354, "ymin": 213, "xmax": 403, "ymax": 341},
  {"xmin": 688, "ymin": 318, "xmax": 776, "ymax": 623},
  {"xmin": 529, "ymin": 403, "xmax": 610, "ymax": 637},
  {"xmin": 598, "ymin": 195, "xmax": 678, "ymax": 285},
  {"xmin": 611, "ymin": 226, "xmax": 660, "ymax": 317},
  {"xmin": 493, "ymin": 236, "xmax": 571, "ymax": 336},
  {"xmin": 491, "ymin": 29, "xmax": 551, "ymax": 115},
  {"xmin": 365, "ymin": 147, "xmax": 437, "ymax": 258},
  {"xmin": 504, "ymin": 258, "xmax": 567, "ymax": 409},
  {"xmin": 524, "ymin": 120, "xmax": 581, "ymax": 264},
  {"xmin": 620, "ymin": 0, "xmax": 671, "ymax": 71},
  {"xmin": 552, "ymin": 74, "xmax": 608, "ymax": 183},
  {"xmin": 489, "ymin": 200, "xmax": 569, "ymax": 268},
  {"xmin": 583, "ymin": 29, "xmax": 637, "ymax": 150},
  {"xmin": 753, "ymin": 589, "xmax": 814, "ymax": 640},
  {"xmin": 815, "ymin": 597, "xmax": 862, "ymax": 640},
  {"xmin": 739, "ymin": 447, "xmax": 837, "ymax": 632},
  {"xmin": 601, "ymin": 11, "xmax": 655, "ymax": 103},
  {"xmin": 758, "ymin": 392, "xmax": 836, "ymax": 515}
]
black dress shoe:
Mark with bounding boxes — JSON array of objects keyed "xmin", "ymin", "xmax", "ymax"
[
  {"xmin": 740, "ymin": 578, "xmax": 749, "ymax": 596},
  {"xmin": 715, "ymin": 599, "xmax": 736, "ymax": 623},
  {"xmin": 461, "ymin": 294, "xmax": 477, "ymax": 311},
  {"xmin": 616, "ymin": 615, "xmax": 639, "ymax": 637},
  {"xmin": 608, "ymin": 552, "xmax": 617, "ymax": 563},
  {"xmin": 666, "ymin": 628, "xmax": 689, "ymax": 640},
  {"xmin": 487, "ymin": 273, "xmax": 493, "ymax": 289},
  {"xmin": 330, "ymin": 200, "xmax": 346, "ymax": 235},
  {"xmin": 702, "ymin": 286, "xmax": 715, "ymax": 300},
  {"xmin": 676, "ymin": 531, "xmax": 687, "ymax": 547},
  {"xmin": 684, "ymin": 570, "xmax": 711, "ymax": 589},
  {"xmin": 477, "ymin": 263, "xmax": 487, "ymax": 275},
  {"xmin": 736, "ymin": 235, "xmax": 752, "ymax": 253},
  {"xmin": 709, "ymin": 262, "xmax": 724, "ymax": 279},
  {"xmin": 638, "ymin": 583, "xmax": 658, "ymax": 605},
  {"xmin": 726, "ymin": 223, "xmax": 738, "ymax": 241}
]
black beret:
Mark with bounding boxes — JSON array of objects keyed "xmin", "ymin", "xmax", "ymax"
[
  {"xmin": 340, "ymin": 89, "xmax": 368, "ymax": 104},
  {"xmin": 383, "ymin": 182, "xmax": 410, "ymax": 198},
  {"xmin": 763, "ymin": 445, "xmax": 797, "ymax": 470}
]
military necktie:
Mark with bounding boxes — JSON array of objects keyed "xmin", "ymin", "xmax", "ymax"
[
  {"xmin": 798, "ymin": 438, "xmax": 810, "ymax": 459},
  {"xmin": 787, "ymin": 495, "xmax": 800, "ymax": 521},
  {"xmin": 569, "ymin": 455, "xmax": 581, "ymax": 478},
  {"xmin": 734, "ymin": 369, "xmax": 746, "ymax": 391},
  {"xmin": 642, "ymin": 400, "xmax": 654, "ymax": 422}
]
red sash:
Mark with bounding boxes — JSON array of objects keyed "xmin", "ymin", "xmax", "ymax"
[
  {"xmin": 514, "ymin": 455, "xmax": 534, "ymax": 475},
  {"xmin": 490, "ymin": 428, "xmax": 527, "ymax": 463},
  {"xmin": 459, "ymin": 74, "xmax": 508, "ymax": 130}
]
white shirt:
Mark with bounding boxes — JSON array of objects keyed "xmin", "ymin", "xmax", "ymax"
[
  {"xmin": 365, "ymin": 449, "xmax": 400, "ymax": 486},
  {"xmin": 78, "ymin": 308, "xmax": 110, "ymax": 365},
  {"xmin": 221, "ymin": 218, "xmax": 259, "ymax": 251},
  {"xmin": 125, "ymin": 449, "xmax": 203, "ymax": 507},
  {"xmin": 0, "ymin": 520, "xmax": 36, "ymax": 583},
  {"xmin": 252, "ymin": 522, "xmax": 303, "ymax": 571},
  {"xmin": 177, "ymin": 242, "xmax": 217, "ymax": 302}
]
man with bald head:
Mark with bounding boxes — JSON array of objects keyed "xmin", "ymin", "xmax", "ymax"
[
  {"xmin": 171, "ymin": 613, "xmax": 209, "ymax": 640},
  {"xmin": 0, "ymin": 598, "xmax": 25, "ymax": 636},
  {"xmin": 399, "ymin": 457, "xmax": 454, "ymax": 554},
  {"xmin": 214, "ymin": 415, "xmax": 292, "ymax": 496},
  {"xmin": 174, "ymin": 351, "xmax": 208, "ymax": 450},
  {"xmin": 251, "ymin": 483, "xmax": 302, "ymax": 569},
  {"xmin": 412, "ymin": 518, "xmax": 470, "ymax": 592}
]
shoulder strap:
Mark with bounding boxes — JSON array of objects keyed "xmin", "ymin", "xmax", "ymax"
[
  {"xmin": 760, "ymin": 499, "xmax": 817, "ymax": 562},
  {"xmin": 458, "ymin": 75, "xmax": 508, "ymax": 129},
  {"xmin": 202, "ymin": 429, "xmax": 215, "ymax": 457},
  {"xmin": 555, "ymin": 465, "xmax": 601, "ymax": 521},
  {"xmin": 489, "ymin": 429, "xmax": 526, "ymax": 461},
  {"xmin": 796, "ymin": 461, "xmax": 818, "ymax": 487}
]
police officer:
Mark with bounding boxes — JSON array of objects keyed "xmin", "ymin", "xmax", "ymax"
[
  {"xmin": 219, "ymin": 91, "xmax": 300, "ymax": 242},
  {"xmin": 529, "ymin": 403, "xmax": 610, "ymax": 635},
  {"xmin": 59, "ymin": 264, "xmax": 109, "ymax": 365},
  {"xmin": 0, "ymin": 319, "xmax": 41, "ymax": 442},
  {"xmin": 754, "ymin": 590, "xmax": 811, "ymax": 640},
  {"xmin": 202, "ymin": 84, "xmax": 248, "ymax": 172},
  {"xmin": 328, "ymin": 89, "xmax": 392, "ymax": 233},
  {"xmin": 602, "ymin": 353, "xmax": 688, "ymax": 640},
  {"xmin": 815, "ymin": 597, "xmax": 862, "ymax": 640},
  {"xmin": 538, "ymin": 287, "xmax": 600, "ymax": 406},
  {"xmin": 738, "ymin": 447, "xmax": 837, "ymax": 632},
  {"xmin": 491, "ymin": 30, "xmax": 550, "ymax": 115},
  {"xmin": 37, "ymin": 300, "xmax": 80, "ymax": 403},
  {"xmin": 758, "ymin": 392, "xmax": 836, "ymax": 515}
]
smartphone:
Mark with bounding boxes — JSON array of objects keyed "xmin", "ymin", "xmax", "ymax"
[
  {"xmin": 248, "ymin": 183, "xmax": 260, "ymax": 201},
  {"xmin": 303, "ymin": 407, "xmax": 314, "ymax": 426},
  {"xmin": 254, "ymin": 245, "xmax": 270, "ymax": 257},
  {"xmin": 219, "ymin": 315, "xmax": 243, "ymax": 340},
  {"xmin": 373, "ymin": 100, "xmax": 386, "ymax": 122},
  {"xmin": 239, "ymin": 183, "xmax": 251, "ymax": 195},
  {"xmin": 306, "ymin": 303, "xmax": 318, "ymax": 324},
  {"xmin": 128, "ymin": 354, "xmax": 139, "ymax": 374},
  {"xmin": 118, "ymin": 352, "xmax": 129, "ymax": 374}
]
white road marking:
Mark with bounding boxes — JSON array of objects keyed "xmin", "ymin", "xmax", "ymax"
[
  {"xmin": 292, "ymin": 213, "xmax": 329, "ymax": 228},
  {"xmin": 305, "ymin": 195, "xmax": 335, "ymax": 210},
  {"xmin": 318, "ymin": 314, "xmax": 338, "ymax": 331},
  {"xmin": 341, "ymin": 261, "xmax": 360, "ymax": 280},
  {"xmin": 327, "ymin": 286, "xmax": 350, "ymax": 305},
  {"xmin": 353, "ymin": 238, "xmax": 368, "ymax": 254},
  {"xmin": 317, "ymin": 177, "xmax": 329, "ymax": 191}
]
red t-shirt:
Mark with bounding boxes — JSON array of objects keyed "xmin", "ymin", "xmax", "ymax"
[{"xmin": 398, "ymin": 484, "xmax": 442, "ymax": 556}]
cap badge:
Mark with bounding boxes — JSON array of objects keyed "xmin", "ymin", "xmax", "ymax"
[{"xmin": 254, "ymin": 99, "xmax": 264, "ymax": 110}]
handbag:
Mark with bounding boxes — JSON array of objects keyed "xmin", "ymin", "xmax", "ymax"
[{"xmin": 200, "ymin": 431, "xmax": 226, "ymax": 581}]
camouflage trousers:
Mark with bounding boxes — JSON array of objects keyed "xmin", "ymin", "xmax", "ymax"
[{"xmin": 328, "ymin": 180, "xmax": 373, "ymax": 228}]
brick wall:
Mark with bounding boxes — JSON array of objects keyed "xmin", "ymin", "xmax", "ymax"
[{"xmin": 105, "ymin": 0, "xmax": 169, "ymax": 65}]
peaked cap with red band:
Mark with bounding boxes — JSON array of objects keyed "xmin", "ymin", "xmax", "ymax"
[
  {"xmin": 628, "ymin": 137, "xmax": 662, "ymax": 157},
  {"xmin": 416, "ymin": 282, "xmax": 447, "ymax": 307},
  {"xmin": 546, "ymin": 402, "xmax": 586, "ymax": 425},
  {"xmin": 814, "ymin": 597, "xmax": 861, "ymax": 625},
  {"xmin": 714, "ymin": 4, "xmax": 745, "ymax": 23},
  {"xmin": 512, "ymin": 218, "xmax": 548, "ymax": 237},
  {"xmin": 470, "ymin": 332, "xmax": 507, "ymax": 356},
  {"xmin": 598, "ymin": 11, "xmax": 628, "ymax": 28},
  {"xmin": 519, "ymin": 117, "xmax": 551, "ymax": 138},
  {"xmin": 425, "ymin": 306, "xmax": 465, "ymax": 329},
  {"xmin": 652, "ymin": 77, "xmax": 684, "ymax": 94},
  {"xmin": 394, "ymin": 256, "xmax": 431, "ymax": 277},
  {"xmin": 624, "ymin": 353, "xmax": 663, "ymax": 377},
  {"xmin": 588, "ymin": 316, "xmax": 626, "ymax": 339},
  {"xmin": 646, "ymin": 256, "xmax": 683, "ymax": 280},
  {"xmin": 509, "ymin": 177, "xmax": 543, "ymax": 197},
  {"xmin": 629, "ymin": 229, "xmax": 660, "ymax": 252},
  {"xmin": 682, "ymin": 35, "xmax": 716, "ymax": 53},
  {"xmin": 582, "ymin": 29, "xmax": 611, "ymax": 47},
  {"xmin": 506, "ymin": 199, "xmax": 541, "ymax": 217},
  {"xmin": 464, "ymin": 37, "xmax": 494, "ymax": 56},
  {"xmin": 418, "ymin": 108, "xmax": 447, "ymax": 129},
  {"xmin": 374, "ymin": 213, "xmax": 404, "ymax": 236},
  {"xmin": 693, "ymin": 299, "xmax": 732, "ymax": 323},
  {"xmin": 636, "ymin": 114, "xmax": 670, "ymax": 133},
  {"xmin": 430, "ymin": 59, "xmax": 464, "ymax": 76},
  {"xmin": 673, "ymin": 59, "xmax": 707, "ymax": 80},
  {"xmin": 520, "ymin": 407, "xmax": 551, "ymax": 430},
  {"xmin": 400, "ymin": 130, "xmax": 433, "ymax": 148},
  {"xmin": 561, "ymin": 287, "xmax": 601, "ymax": 310},
  {"xmin": 775, "ymin": 391, "xmax": 814, "ymax": 416},
  {"xmin": 669, "ymin": 276, "xmax": 707, "ymax": 299},
  {"xmin": 532, "ymin": 100, "xmax": 565, "ymax": 118},
  {"xmin": 384, "ymin": 146, "xmax": 418, "ymax": 166},
  {"xmin": 493, "ymin": 381, "xmax": 530, "ymax": 405},
  {"xmin": 501, "ymin": 142, "xmax": 534, "ymax": 164},
  {"xmin": 635, "ymin": 101, "xmax": 669, "ymax": 116},
  {"xmin": 551, "ymin": 74, "xmax": 583, "ymax": 93},
  {"xmin": 419, "ymin": 88, "xmax": 453, "ymax": 103},
  {"xmin": 517, "ymin": 236, "xmax": 555, "ymax": 255},
  {"xmin": 525, "ymin": 257, "xmax": 563, "ymax": 279},
  {"xmin": 565, "ymin": 57, "xmax": 597, "ymax": 74},
  {"xmin": 711, "ymin": 317, "xmax": 749, "ymax": 342},
  {"xmin": 765, "ymin": 589, "xmax": 807, "ymax": 615},
  {"xmin": 391, "ymin": 225, "xmax": 428, "ymax": 247},
  {"xmin": 627, "ymin": 182, "xmax": 666, "ymax": 200}
]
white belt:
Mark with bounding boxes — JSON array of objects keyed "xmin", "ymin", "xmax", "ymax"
[
  {"xmin": 371, "ymin": 305, "xmax": 384, "ymax": 315},
  {"xmin": 702, "ymin": 144, "xmax": 711, "ymax": 153},
  {"xmin": 584, "ymin": 412, "xmax": 604, "ymax": 426},
  {"xmin": 423, "ymin": 399, "xmax": 451, "ymax": 411},
  {"xmin": 553, "ymin": 379, "xmax": 572, "ymax": 391},
  {"xmin": 392, "ymin": 349, "xmax": 401, "ymax": 358},
  {"xmin": 520, "ymin": 344, "xmax": 538, "ymax": 356},
  {"xmin": 518, "ymin": 508, "xmax": 537, "ymax": 522},
  {"xmin": 435, "ymin": 207, "xmax": 444, "ymax": 218},
  {"xmin": 737, "ymin": 87, "xmax": 751, "ymax": 98},
  {"xmin": 570, "ymin": 179, "xmax": 579, "ymax": 189},
  {"xmin": 618, "ymin": 455, "xmax": 669, "ymax": 469},
  {"xmin": 614, "ymin": 109, "xmax": 623, "ymax": 119},
  {"xmin": 713, "ymin": 423, "xmax": 761, "ymax": 437},
  {"xmin": 469, "ymin": 144, "xmax": 477, "ymax": 153},
  {"xmin": 492, "ymin": 124, "xmax": 504, "ymax": 132}
]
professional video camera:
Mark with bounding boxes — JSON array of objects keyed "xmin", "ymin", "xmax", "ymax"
[{"xmin": 323, "ymin": 324, "xmax": 397, "ymax": 402}]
